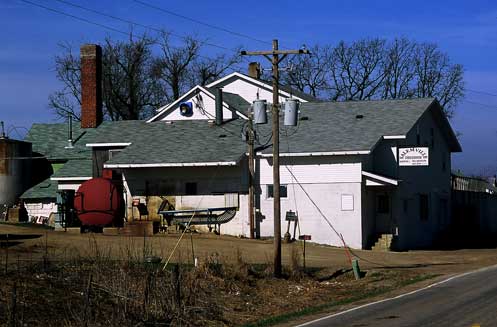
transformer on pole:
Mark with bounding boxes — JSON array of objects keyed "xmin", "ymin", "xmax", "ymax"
[{"xmin": 241, "ymin": 40, "xmax": 309, "ymax": 278}]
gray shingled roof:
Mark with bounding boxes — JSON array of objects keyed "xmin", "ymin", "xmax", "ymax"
[
  {"xmin": 104, "ymin": 120, "xmax": 247, "ymax": 166},
  {"xmin": 20, "ymin": 177, "xmax": 57, "ymax": 200},
  {"xmin": 104, "ymin": 98, "xmax": 450, "ymax": 165},
  {"xmin": 24, "ymin": 123, "xmax": 94, "ymax": 161},
  {"xmin": 77, "ymin": 97, "xmax": 458, "ymax": 166},
  {"xmin": 220, "ymin": 92, "xmax": 250, "ymax": 114},
  {"xmin": 258, "ymin": 98, "xmax": 459, "ymax": 154},
  {"xmin": 51, "ymin": 159, "xmax": 93, "ymax": 178},
  {"xmin": 83, "ymin": 120, "xmax": 148, "ymax": 144}
]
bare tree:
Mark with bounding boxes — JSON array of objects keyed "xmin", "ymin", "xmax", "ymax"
[
  {"xmin": 413, "ymin": 43, "xmax": 464, "ymax": 118},
  {"xmin": 281, "ymin": 45, "xmax": 331, "ymax": 98},
  {"xmin": 279, "ymin": 38, "xmax": 464, "ymax": 118},
  {"xmin": 382, "ymin": 38, "xmax": 416, "ymax": 99},
  {"xmin": 48, "ymin": 43, "xmax": 81, "ymax": 121},
  {"xmin": 50, "ymin": 31, "xmax": 242, "ymax": 120},
  {"xmin": 152, "ymin": 32, "xmax": 242, "ymax": 100},
  {"xmin": 101, "ymin": 34, "xmax": 163, "ymax": 120},
  {"xmin": 152, "ymin": 32, "xmax": 199, "ymax": 101},
  {"xmin": 49, "ymin": 33, "xmax": 164, "ymax": 121},
  {"xmin": 328, "ymin": 39, "xmax": 388, "ymax": 101},
  {"xmin": 189, "ymin": 51, "xmax": 242, "ymax": 87}
]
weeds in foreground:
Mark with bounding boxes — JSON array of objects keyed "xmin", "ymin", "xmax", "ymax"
[{"xmin": 0, "ymin": 236, "xmax": 436, "ymax": 327}]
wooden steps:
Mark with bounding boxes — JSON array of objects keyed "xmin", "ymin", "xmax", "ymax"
[{"xmin": 371, "ymin": 233, "xmax": 396, "ymax": 251}]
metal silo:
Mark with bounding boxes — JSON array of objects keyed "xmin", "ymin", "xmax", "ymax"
[{"xmin": 0, "ymin": 135, "xmax": 32, "ymax": 207}]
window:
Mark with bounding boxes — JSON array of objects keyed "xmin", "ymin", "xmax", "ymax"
[
  {"xmin": 377, "ymin": 195, "xmax": 390, "ymax": 214},
  {"xmin": 419, "ymin": 194, "xmax": 429, "ymax": 221},
  {"xmin": 341, "ymin": 194, "xmax": 354, "ymax": 211},
  {"xmin": 267, "ymin": 185, "xmax": 287, "ymax": 198},
  {"xmin": 185, "ymin": 182, "xmax": 197, "ymax": 195}
]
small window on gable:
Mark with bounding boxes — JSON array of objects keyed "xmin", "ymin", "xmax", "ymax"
[
  {"xmin": 185, "ymin": 182, "xmax": 197, "ymax": 195},
  {"xmin": 341, "ymin": 194, "xmax": 354, "ymax": 211},
  {"xmin": 267, "ymin": 185, "xmax": 288, "ymax": 198}
]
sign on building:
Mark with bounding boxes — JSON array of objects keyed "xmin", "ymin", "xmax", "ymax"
[{"xmin": 399, "ymin": 147, "xmax": 429, "ymax": 166}]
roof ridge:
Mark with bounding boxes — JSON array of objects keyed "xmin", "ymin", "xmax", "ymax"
[{"xmin": 304, "ymin": 97, "xmax": 436, "ymax": 105}]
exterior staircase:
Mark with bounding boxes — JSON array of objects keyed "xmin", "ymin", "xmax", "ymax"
[{"xmin": 371, "ymin": 233, "xmax": 396, "ymax": 251}]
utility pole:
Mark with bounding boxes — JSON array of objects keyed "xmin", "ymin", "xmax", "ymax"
[
  {"xmin": 248, "ymin": 109, "xmax": 255, "ymax": 239},
  {"xmin": 241, "ymin": 39, "xmax": 309, "ymax": 278}
]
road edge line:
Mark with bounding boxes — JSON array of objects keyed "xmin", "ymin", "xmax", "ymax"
[{"xmin": 296, "ymin": 263, "xmax": 497, "ymax": 326}]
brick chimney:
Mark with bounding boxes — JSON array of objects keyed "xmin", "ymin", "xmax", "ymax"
[
  {"xmin": 80, "ymin": 44, "xmax": 103, "ymax": 128},
  {"xmin": 248, "ymin": 62, "xmax": 261, "ymax": 79}
]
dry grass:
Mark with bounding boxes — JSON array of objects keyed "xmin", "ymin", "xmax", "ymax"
[{"xmin": 4, "ymin": 225, "xmax": 493, "ymax": 326}]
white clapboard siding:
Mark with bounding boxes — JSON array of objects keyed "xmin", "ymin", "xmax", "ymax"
[
  {"xmin": 259, "ymin": 159, "xmax": 362, "ymax": 184},
  {"xmin": 221, "ymin": 79, "xmax": 287, "ymax": 104}
]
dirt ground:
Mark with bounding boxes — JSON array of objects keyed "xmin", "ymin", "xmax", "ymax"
[
  {"xmin": 2, "ymin": 223, "xmax": 497, "ymax": 326},
  {"xmin": 2, "ymin": 223, "xmax": 497, "ymax": 276}
]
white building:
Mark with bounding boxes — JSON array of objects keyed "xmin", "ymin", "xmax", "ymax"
[{"xmin": 82, "ymin": 71, "xmax": 461, "ymax": 250}]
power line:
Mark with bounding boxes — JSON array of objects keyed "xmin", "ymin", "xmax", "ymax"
[
  {"xmin": 21, "ymin": 0, "xmax": 245, "ymax": 72},
  {"xmin": 134, "ymin": 0, "xmax": 272, "ymax": 46},
  {"xmin": 463, "ymin": 99, "xmax": 497, "ymax": 109},
  {"xmin": 21, "ymin": 0, "xmax": 129, "ymax": 36},
  {"xmin": 50, "ymin": 0, "xmax": 238, "ymax": 54},
  {"xmin": 466, "ymin": 89, "xmax": 497, "ymax": 97}
]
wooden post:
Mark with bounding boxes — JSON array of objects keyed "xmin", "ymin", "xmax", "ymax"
[
  {"xmin": 248, "ymin": 109, "xmax": 255, "ymax": 239},
  {"xmin": 303, "ymin": 239, "xmax": 306, "ymax": 270},
  {"xmin": 190, "ymin": 233, "xmax": 195, "ymax": 264},
  {"xmin": 240, "ymin": 40, "xmax": 310, "ymax": 278},
  {"xmin": 271, "ymin": 40, "xmax": 283, "ymax": 277}
]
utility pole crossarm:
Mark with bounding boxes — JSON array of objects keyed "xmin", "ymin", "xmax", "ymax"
[{"xmin": 241, "ymin": 49, "xmax": 310, "ymax": 56}]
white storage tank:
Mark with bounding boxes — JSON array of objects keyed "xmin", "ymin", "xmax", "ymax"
[{"xmin": 0, "ymin": 136, "xmax": 32, "ymax": 207}]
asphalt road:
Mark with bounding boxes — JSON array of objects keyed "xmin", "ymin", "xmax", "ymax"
[{"xmin": 299, "ymin": 265, "xmax": 497, "ymax": 327}]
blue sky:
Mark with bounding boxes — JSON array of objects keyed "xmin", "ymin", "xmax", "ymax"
[{"xmin": 1, "ymin": 0, "xmax": 497, "ymax": 175}]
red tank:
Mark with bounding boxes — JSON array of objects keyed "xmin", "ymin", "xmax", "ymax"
[{"xmin": 74, "ymin": 177, "xmax": 123, "ymax": 227}]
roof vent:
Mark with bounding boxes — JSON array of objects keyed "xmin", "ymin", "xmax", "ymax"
[
  {"xmin": 355, "ymin": 114, "xmax": 364, "ymax": 119},
  {"xmin": 0, "ymin": 121, "xmax": 6, "ymax": 139},
  {"xmin": 218, "ymin": 134, "xmax": 227, "ymax": 138},
  {"xmin": 299, "ymin": 116, "xmax": 309, "ymax": 121}
]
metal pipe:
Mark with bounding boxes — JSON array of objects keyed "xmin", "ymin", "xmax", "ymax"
[{"xmin": 215, "ymin": 88, "xmax": 223, "ymax": 125}]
